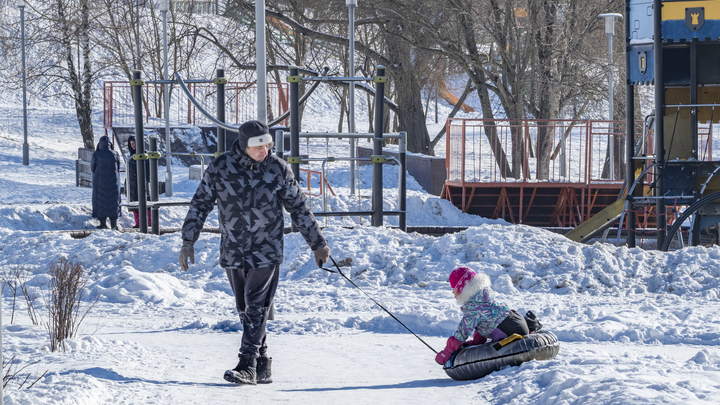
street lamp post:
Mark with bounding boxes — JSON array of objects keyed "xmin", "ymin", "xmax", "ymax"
[
  {"xmin": 599, "ymin": 13, "xmax": 623, "ymax": 179},
  {"xmin": 18, "ymin": 0, "xmax": 28, "ymax": 166},
  {"xmin": 160, "ymin": 0, "xmax": 172, "ymax": 196},
  {"xmin": 347, "ymin": 0, "xmax": 357, "ymax": 195},
  {"xmin": 256, "ymin": 0, "xmax": 267, "ymax": 122}
]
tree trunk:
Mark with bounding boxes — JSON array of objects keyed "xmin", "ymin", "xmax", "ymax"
[
  {"xmin": 474, "ymin": 78, "xmax": 514, "ymax": 178},
  {"xmin": 429, "ymin": 78, "xmax": 475, "ymax": 154},
  {"xmin": 384, "ymin": 22, "xmax": 432, "ymax": 155},
  {"xmin": 338, "ymin": 87, "xmax": 347, "ymax": 133},
  {"xmin": 534, "ymin": 0, "xmax": 559, "ymax": 180},
  {"xmin": 455, "ymin": 3, "xmax": 514, "ymax": 176},
  {"xmin": 58, "ymin": 0, "xmax": 94, "ymax": 149}
]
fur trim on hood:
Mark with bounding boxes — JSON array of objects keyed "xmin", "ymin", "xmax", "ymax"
[{"xmin": 455, "ymin": 271, "xmax": 491, "ymax": 306}]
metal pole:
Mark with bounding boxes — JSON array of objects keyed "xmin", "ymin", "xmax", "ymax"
[
  {"xmin": 690, "ymin": 38, "xmax": 700, "ymax": 246},
  {"xmin": 625, "ymin": 0, "xmax": 636, "ymax": 248},
  {"xmin": 653, "ymin": 0, "xmax": 666, "ymax": 248},
  {"xmin": 134, "ymin": 0, "xmax": 142, "ymax": 71},
  {"xmin": 608, "ymin": 31, "xmax": 614, "ymax": 179},
  {"xmin": 289, "ymin": 67, "xmax": 300, "ymax": 180},
  {"xmin": 372, "ymin": 66, "xmax": 386, "ymax": 227},
  {"xmin": 600, "ymin": 13, "xmax": 623, "ymax": 180},
  {"xmin": 348, "ymin": 0, "xmax": 357, "ymax": 195},
  {"xmin": 162, "ymin": 7, "xmax": 172, "ymax": 196},
  {"xmin": 20, "ymin": 3, "xmax": 28, "ymax": 166},
  {"xmin": 149, "ymin": 137, "xmax": 159, "ymax": 235},
  {"xmin": 691, "ymin": 39, "xmax": 698, "ymax": 161},
  {"xmin": 560, "ymin": 123, "xmax": 566, "ymax": 177},
  {"xmin": 289, "ymin": 67, "xmax": 300, "ymax": 232},
  {"xmin": 132, "ymin": 70, "xmax": 148, "ymax": 234},
  {"xmin": 399, "ymin": 131, "xmax": 407, "ymax": 232},
  {"xmin": 435, "ymin": 86, "xmax": 438, "ymax": 124},
  {"xmin": 1, "ymin": 284, "xmax": 2, "ymax": 405},
  {"xmin": 216, "ymin": 69, "xmax": 226, "ymax": 153},
  {"xmin": 256, "ymin": 0, "xmax": 267, "ymax": 122},
  {"xmin": 275, "ymin": 129, "xmax": 284, "ymax": 159}
]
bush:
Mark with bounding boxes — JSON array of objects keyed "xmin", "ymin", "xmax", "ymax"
[
  {"xmin": 0, "ymin": 265, "xmax": 42, "ymax": 326},
  {"xmin": 41, "ymin": 259, "xmax": 99, "ymax": 352}
]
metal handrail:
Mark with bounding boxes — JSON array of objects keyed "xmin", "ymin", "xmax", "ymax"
[
  {"xmin": 174, "ymin": 72, "xmax": 241, "ymax": 133},
  {"xmin": 280, "ymin": 131, "xmax": 403, "ymax": 140}
]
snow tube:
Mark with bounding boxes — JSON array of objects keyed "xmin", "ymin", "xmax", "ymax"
[{"xmin": 443, "ymin": 330, "xmax": 560, "ymax": 381}]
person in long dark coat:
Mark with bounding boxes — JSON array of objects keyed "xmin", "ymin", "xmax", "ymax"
[
  {"xmin": 127, "ymin": 136, "xmax": 150, "ymax": 228},
  {"xmin": 91, "ymin": 135, "xmax": 122, "ymax": 229}
]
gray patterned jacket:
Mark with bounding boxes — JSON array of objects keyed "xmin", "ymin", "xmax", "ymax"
[{"xmin": 181, "ymin": 138, "xmax": 327, "ymax": 269}]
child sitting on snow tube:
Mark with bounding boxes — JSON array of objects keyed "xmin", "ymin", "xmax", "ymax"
[{"xmin": 435, "ymin": 266, "xmax": 541, "ymax": 365}]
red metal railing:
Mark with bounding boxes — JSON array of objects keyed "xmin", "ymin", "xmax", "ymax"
[
  {"xmin": 446, "ymin": 118, "xmax": 647, "ymax": 186},
  {"xmin": 103, "ymin": 81, "xmax": 289, "ymax": 131},
  {"xmin": 445, "ymin": 117, "xmax": 720, "ymax": 230},
  {"xmin": 300, "ymin": 168, "xmax": 336, "ymax": 197}
]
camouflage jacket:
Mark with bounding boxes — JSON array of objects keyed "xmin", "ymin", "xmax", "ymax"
[{"xmin": 181, "ymin": 139, "xmax": 327, "ymax": 269}]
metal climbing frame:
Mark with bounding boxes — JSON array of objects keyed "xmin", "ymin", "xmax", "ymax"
[
  {"xmin": 126, "ymin": 67, "xmax": 407, "ymax": 233},
  {"xmin": 274, "ymin": 130, "xmax": 407, "ymax": 230},
  {"xmin": 286, "ymin": 65, "xmax": 407, "ymax": 231},
  {"xmin": 103, "ymin": 78, "xmax": 288, "ymax": 135}
]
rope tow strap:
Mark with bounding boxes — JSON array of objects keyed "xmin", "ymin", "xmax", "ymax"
[{"xmin": 321, "ymin": 256, "xmax": 439, "ymax": 354}]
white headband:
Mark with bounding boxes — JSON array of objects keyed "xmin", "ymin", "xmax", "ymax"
[{"xmin": 247, "ymin": 133, "xmax": 272, "ymax": 147}]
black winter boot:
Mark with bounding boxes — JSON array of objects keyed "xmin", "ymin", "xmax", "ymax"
[
  {"xmin": 256, "ymin": 356, "xmax": 272, "ymax": 384},
  {"xmin": 224, "ymin": 355, "xmax": 257, "ymax": 385},
  {"xmin": 524, "ymin": 311, "xmax": 543, "ymax": 332}
]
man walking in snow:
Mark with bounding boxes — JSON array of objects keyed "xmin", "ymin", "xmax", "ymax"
[{"xmin": 179, "ymin": 120, "xmax": 331, "ymax": 385}]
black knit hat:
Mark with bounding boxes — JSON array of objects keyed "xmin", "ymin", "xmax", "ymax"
[{"xmin": 237, "ymin": 120, "xmax": 271, "ymax": 151}]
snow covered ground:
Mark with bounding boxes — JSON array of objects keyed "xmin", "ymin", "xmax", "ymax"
[{"xmin": 1, "ymin": 103, "xmax": 720, "ymax": 405}]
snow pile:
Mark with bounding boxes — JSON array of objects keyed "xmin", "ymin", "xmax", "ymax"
[{"xmin": 1, "ymin": 103, "xmax": 720, "ymax": 404}]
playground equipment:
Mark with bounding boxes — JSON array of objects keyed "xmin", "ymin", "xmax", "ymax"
[
  {"xmin": 624, "ymin": 0, "xmax": 720, "ymax": 249},
  {"xmin": 444, "ymin": 3, "xmax": 720, "ymax": 248},
  {"xmin": 442, "ymin": 118, "xmax": 638, "ymax": 227},
  {"xmin": 284, "ymin": 65, "xmax": 406, "ymax": 229},
  {"xmin": 124, "ymin": 65, "xmax": 407, "ymax": 234}
]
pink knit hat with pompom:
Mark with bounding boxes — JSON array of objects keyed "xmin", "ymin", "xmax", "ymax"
[{"xmin": 449, "ymin": 267, "xmax": 476, "ymax": 294}]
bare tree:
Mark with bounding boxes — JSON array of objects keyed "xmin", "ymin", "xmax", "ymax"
[
  {"xmin": 93, "ymin": 0, "xmax": 217, "ymax": 119},
  {"xmin": 225, "ymin": 0, "xmax": 434, "ymax": 153},
  {"xmin": 1, "ymin": 0, "xmax": 102, "ymax": 149},
  {"xmin": 373, "ymin": 0, "xmax": 621, "ymax": 177}
]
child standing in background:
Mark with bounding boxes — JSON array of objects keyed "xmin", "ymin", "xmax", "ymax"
[{"xmin": 435, "ymin": 266, "xmax": 539, "ymax": 365}]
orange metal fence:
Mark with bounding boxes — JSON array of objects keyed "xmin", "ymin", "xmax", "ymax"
[
  {"xmin": 444, "ymin": 117, "xmax": 720, "ymax": 231},
  {"xmin": 300, "ymin": 168, "xmax": 336, "ymax": 197},
  {"xmin": 103, "ymin": 81, "xmax": 289, "ymax": 131},
  {"xmin": 446, "ymin": 118, "xmax": 646, "ymax": 186}
]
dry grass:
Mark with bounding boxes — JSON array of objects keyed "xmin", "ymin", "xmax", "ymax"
[{"xmin": 2, "ymin": 354, "xmax": 47, "ymax": 390}]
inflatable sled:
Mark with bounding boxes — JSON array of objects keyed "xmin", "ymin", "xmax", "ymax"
[{"xmin": 443, "ymin": 330, "xmax": 560, "ymax": 381}]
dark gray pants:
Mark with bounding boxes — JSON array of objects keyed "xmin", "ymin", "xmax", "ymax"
[
  {"xmin": 497, "ymin": 309, "xmax": 530, "ymax": 336},
  {"xmin": 225, "ymin": 265, "xmax": 279, "ymax": 360},
  {"xmin": 98, "ymin": 217, "xmax": 117, "ymax": 228}
]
